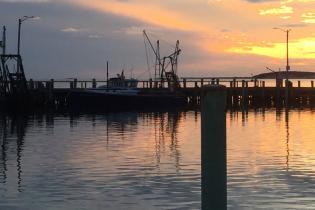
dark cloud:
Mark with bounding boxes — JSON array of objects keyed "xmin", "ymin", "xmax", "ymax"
[
  {"xmin": 0, "ymin": 1, "xmax": 220, "ymax": 80},
  {"xmin": 0, "ymin": 1, "xmax": 157, "ymax": 79}
]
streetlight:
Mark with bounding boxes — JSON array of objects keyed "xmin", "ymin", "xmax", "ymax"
[
  {"xmin": 273, "ymin": 27, "xmax": 291, "ymax": 106},
  {"xmin": 273, "ymin": 28, "xmax": 291, "ymax": 80},
  {"xmin": 17, "ymin": 16, "xmax": 36, "ymax": 55}
]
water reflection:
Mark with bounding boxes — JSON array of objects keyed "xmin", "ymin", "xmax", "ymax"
[
  {"xmin": 0, "ymin": 114, "xmax": 28, "ymax": 191},
  {"xmin": 0, "ymin": 109, "xmax": 314, "ymax": 209},
  {"xmin": 285, "ymin": 108, "xmax": 290, "ymax": 170},
  {"xmin": 0, "ymin": 116, "xmax": 7, "ymax": 184}
]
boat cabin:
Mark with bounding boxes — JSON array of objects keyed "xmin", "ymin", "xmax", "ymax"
[
  {"xmin": 98, "ymin": 71, "xmax": 138, "ymax": 89},
  {"xmin": 108, "ymin": 77, "xmax": 138, "ymax": 88}
]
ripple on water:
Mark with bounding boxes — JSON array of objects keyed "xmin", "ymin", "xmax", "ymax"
[{"xmin": 0, "ymin": 110, "xmax": 315, "ymax": 209}]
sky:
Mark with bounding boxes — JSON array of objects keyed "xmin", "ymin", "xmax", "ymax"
[{"xmin": 1, "ymin": 0, "xmax": 315, "ymax": 80}]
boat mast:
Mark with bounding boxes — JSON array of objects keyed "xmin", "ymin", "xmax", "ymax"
[{"xmin": 106, "ymin": 61, "xmax": 109, "ymax": 88}]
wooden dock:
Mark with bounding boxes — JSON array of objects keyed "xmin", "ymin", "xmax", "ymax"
[{"xmin": 17, "ymin": 77, "xmax": 315, "ymax": 109}]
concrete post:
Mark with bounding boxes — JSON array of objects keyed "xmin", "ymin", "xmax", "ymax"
[{"xmin": 201, "ymin": 85, "xmax": 227, "ymax": 210}]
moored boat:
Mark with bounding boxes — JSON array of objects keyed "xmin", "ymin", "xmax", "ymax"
[{"xmin": 68, "ymin": 71, "xmax": 187, "ymax": 110}]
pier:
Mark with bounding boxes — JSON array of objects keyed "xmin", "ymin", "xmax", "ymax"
[
  {"xmin": 2, "ymin": 24, "xmax": 315, "ymax": 110},
  {"xmin": 4, "ymin": 76, "xmax": 315, "ymax": 109}
]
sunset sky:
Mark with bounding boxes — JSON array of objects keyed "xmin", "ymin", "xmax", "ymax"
[{"xmin": 1, "ymin": 0, "xmax": 315, "ymax": 79}]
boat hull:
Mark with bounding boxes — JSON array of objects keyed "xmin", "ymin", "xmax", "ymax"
[{"xmin": 68, "ymin": 90, "xmax": 187, "ymax": 110}]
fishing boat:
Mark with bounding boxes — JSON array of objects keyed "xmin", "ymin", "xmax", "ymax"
[
  {"xmin": 67, "ymin": 31, "xmax": 187, "ymax": 110},
  {"xmin": 68, "ymin": 71, "xmax": 186, "ymax": 110},
  {"xmin": 87, "ymin": 71, "xmax": 140, "ymax": 96}
]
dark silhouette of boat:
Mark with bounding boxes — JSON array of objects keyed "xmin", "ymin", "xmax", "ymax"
[
  {"xmin": 68, "ymin": 31, "xmax": 187, "ymax": 110},
  {"xmin": 68, "ymin": 71, "xmax": 187, "ymax": 110}
]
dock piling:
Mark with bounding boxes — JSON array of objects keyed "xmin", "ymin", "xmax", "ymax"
[
  {"xmin": 201, "ymin": 85, "xmax": 227, "ymax": 210},
  {"xmin": 92, "ymin": 79, "xmax": 97, "ymax": 88},
  {"xmin": 74, "ymin": 79, "xmax": 77, "ymax": 89},
  {"xmin": 29, "ymin": 79, "xmax": 34, "ymax": 90}
]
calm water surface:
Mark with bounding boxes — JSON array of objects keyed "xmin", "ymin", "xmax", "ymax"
[{"xmin": 0, "ymin": 109, "xmax": 315, "ymax": 209}]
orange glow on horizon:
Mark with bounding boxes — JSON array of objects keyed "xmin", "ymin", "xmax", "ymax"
[{"xmin": 67, "ymin": 0, "xmax": 315, "ymax": 72}]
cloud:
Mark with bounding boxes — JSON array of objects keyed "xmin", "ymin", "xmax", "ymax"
[
  {"xmin": 301, "ymin": 12, "xmax": 315, "ymax": 23},
  {"xmin": 283, "ymin": 23, "xmax": 307, "ymax": 28},
  {"xmin": 61, "ymin": 27, "xmax": 83, "ymax": 33},
  {"xmin": 245, "ymin": 0, "xmax": 277, "ymax": 2},
  {"xmin": 228, "ymin": 36, "xmax": 315, "ymax": 59},
  {"xmin": 259, "ymin": 5, "xmax": 293, "ymax": 15},
  {"xmin": 0, "ymin": 0, "xmax": 49, "ymax": 2},
  {"xmin": 3, "ymin": 0, "xmax": 315, "ymax": 80}
]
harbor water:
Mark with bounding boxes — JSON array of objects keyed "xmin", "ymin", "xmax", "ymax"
[{"xmin": 0, "ymin": 109, "xmax": 315, "ymax": 209}]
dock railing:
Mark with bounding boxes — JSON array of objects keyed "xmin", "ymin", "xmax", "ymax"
[{"xmin": 26, "ymin": 78, "xmax": 315, "ymax": 90}]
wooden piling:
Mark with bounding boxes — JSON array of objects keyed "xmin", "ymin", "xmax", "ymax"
[
  {"xmin": 149, "ymin": 79, "xmax": 153, "ymax": 89},
  {"xmin": 50, "ymin": 79, "xmax": 54, "ymax": 89},
  {"xmin": 201, "ymin": 85, "xmax": 227, "ymax": 210},
  {"xmin": 92, "ymin": 79, "xmax": 97, "ymax": 88},
  {"xmin": 241, "ymin": 80, "xmax": 248, "ymax": 105},
  {"xmin": 311, "ymin": 81, "xmax": 314, "ymax": 88},
  {"xmin": 195, "ymin": 81, "xmax": 198, "ymax": 88},
  {"xmin": 29, "ymin": 79, "xmax": 34, "ymax": 90},
  {"xmin": 74, "ymin": 79, "xmax": 77, "ymax": 89},
  {"xmin": 48, "ymin": 79, "xmax": 54, "ymax": 104},
  {"xmin": 254, "ymin": 79, "xmax": 258, "ymax": 87}
]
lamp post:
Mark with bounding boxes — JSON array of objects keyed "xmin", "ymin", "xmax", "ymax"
[
  {"xmin": 273, "ymin": 27, "xmax": 291, "ymax": 106},
  {"xmin": 17, "ymin": 16, "xmax": 36, "ymax": 56}
]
